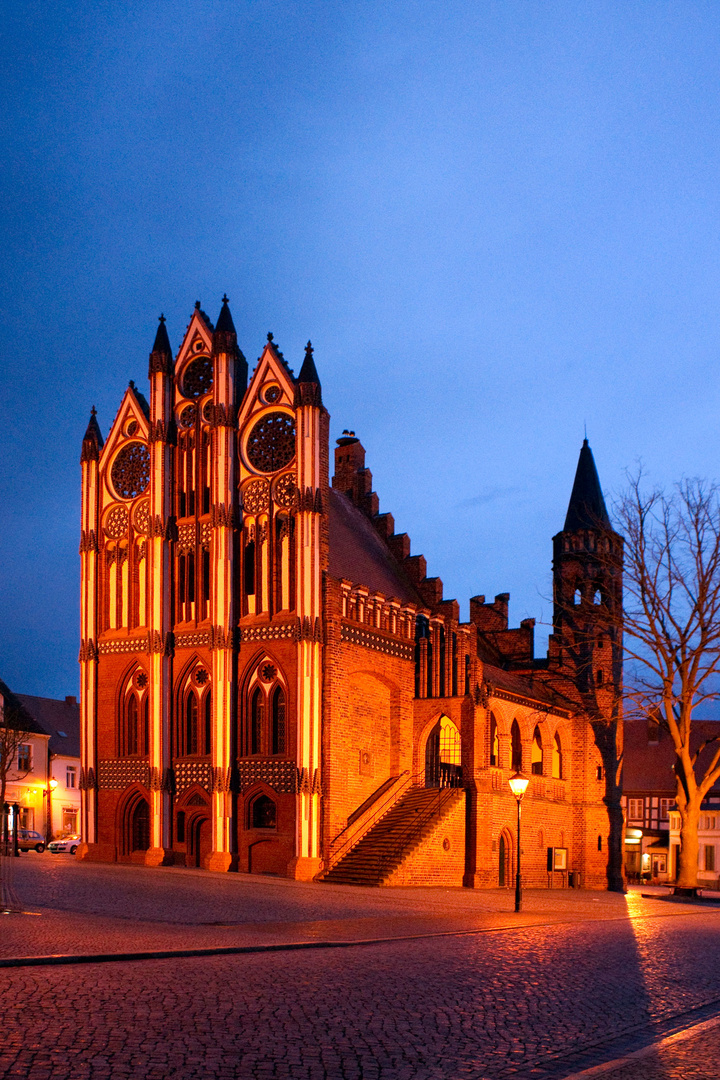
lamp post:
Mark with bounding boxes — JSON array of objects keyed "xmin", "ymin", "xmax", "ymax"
[
  {"xmin": 45, "ymin": 777, "xmax": 58, "ymax": 844},
  {"xmin": 508, "ymin": 770, "xmax": 529, "ymax": 912}
]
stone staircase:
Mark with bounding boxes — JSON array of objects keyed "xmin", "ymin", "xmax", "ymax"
[{"xmin": 321, "ymin": 785, "xmax": 462, "ymax": 886}]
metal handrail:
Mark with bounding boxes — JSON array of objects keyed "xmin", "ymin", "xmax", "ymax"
[
  {"xmin": 372, "ymin": 786, "xmax": 461, "ymax": 881},
  {"xmin": 324, "ymin": 770, "xmax": 423, "ymax": 871}
]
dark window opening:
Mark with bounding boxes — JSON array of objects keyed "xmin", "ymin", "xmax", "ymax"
[
  {"xmin": 251, "ymin": 686, "xmax": 264, "ymax": 755},
  {"xmin": 176, "ymin": 811, "xmax": 186, "ymax": 843},
  {"xmin": 272, "ymin": 686, "xmax": 286, "ymax": 755},
  {"xmin": 251, "ymin": 794, "xmax": 277, "ymax": 829},
  {"xmin": 245, "ymin": 541, "xmax": 256, "ymax": 596},
  {"xmin": 186, "ymin": 694, "xmax": 199, "ymax": 755},
  {"xmin": 204, "ymin": 691, "xmax": 212, "ymax": 754},
  {"xmin": 511, "ymin": 720, "xmax": 522, "ymax": 773}
]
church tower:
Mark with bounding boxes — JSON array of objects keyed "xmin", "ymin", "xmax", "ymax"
[{"xmin": 548, "ymin": 439, "xmax": 624, "ymax": 890}]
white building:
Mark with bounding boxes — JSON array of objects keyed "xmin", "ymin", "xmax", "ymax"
[{"xmin": 17, "ymin": 693, "xmax": 81, "ymax": 839}]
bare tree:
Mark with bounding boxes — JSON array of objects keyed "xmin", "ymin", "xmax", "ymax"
[
  {"xmin": 0, "ymin": 690, "xmax": 34, "ymax": 849},
  {"xmin": 618, "ymin": 475, "xmax": 720, "ymax": 891}
]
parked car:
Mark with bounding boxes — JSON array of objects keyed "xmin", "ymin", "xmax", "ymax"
[
  {"xmin": 48, "ymin": 835, "xmax": 81, "ymax": 855},
  {"xmin": 18, "ymin": 829, "xmax": 45, "ymax": 853}
]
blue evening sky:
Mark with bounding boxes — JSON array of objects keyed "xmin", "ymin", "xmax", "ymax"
[{"xmin": 2, "ymin": 1, "xmax": 720, "ymax": 697}]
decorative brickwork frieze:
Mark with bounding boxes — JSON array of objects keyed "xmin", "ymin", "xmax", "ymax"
[
  {"xmin": 96, "ymin": 637, "xmax": 145, "ymax": 656},
  {"xmin": 174, "ymin": 630, "xmax": 210, "ymax": 649},
  {"xmin": 341, "ymin": 621, "xmax": 415, "ymax": 661},
  {"xmin": 238, "ymin": 622, "xmax": 298, "ymax": 644},
  {"xmin": 174, "ymin": 761, "xmax": 212, "ymax": 794},
  {"xmin": 98, "ymin": 759, "xmax": 149, "ymax": 790},
  {"xmin": 237, "ymin": 758, "xmax": 299, "ymax": 793}
]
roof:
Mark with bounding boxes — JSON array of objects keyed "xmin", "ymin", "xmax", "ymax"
[
  {"xmin": 0, "ymin": 680, "xmax": 47, "ymax": 737},
  {"xmin": 327, "ymin": 488, "xmax": 422, "ymax": 606},
  {"xmin": 297, "ymin": 341, "xmax": 320, "ymax": 385},
  {"xmin": 623, "ymin": 716, "xmax": 720, "ymax": 794},
  {"xmin": 15, "ymin": 694, "xmax": 81, "ymax": 758},
  {"xmin": 482, "ymin": 663, "xmax": 568, "ymax": 713},
  {"xmin": 151, "ymin": 315, "xmax": 172, "ymax": 356},
  {"xmin": 564, "ymin": 439, "xmax": 611, "ymax": 532},
  {"xmin": 215, "ymin": 297, "xmax": 236, "ymax": 334}
]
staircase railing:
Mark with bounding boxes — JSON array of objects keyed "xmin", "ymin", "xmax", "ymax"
[
  {"xmin": 373, "ymin": 785, "xmax": 461, "ymax": 882},
  {"xmin": 323, "ymin": 770, "xmax": 424, "ymax": 873}
]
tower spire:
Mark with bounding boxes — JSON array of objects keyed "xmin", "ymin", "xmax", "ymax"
[
  {"xmin": 294, "ymin": 341, "xmax": 322, "ymax": 407},
  {"xmin": 148, "ymin": 314, "xmax": 173, "ymax": 377},
  {"xmin": 80, "ymin": 408, "xmax": 104, "ymax": 463},
  {"xmin": 564, "ymin": 439, "xmax": 611, "ymax": 532}
]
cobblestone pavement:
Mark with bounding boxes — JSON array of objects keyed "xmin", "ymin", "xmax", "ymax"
[
  {"xmin": 3, "ymin": 859, "xmax": 720, "ymax": 1078},
  {"xmin": 565, "ymin": 1015, "xmax": 720, "ymax": 1079}
]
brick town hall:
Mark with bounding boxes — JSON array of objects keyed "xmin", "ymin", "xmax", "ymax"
[{"xmin": 78, "ymin": 298, "xmax": 624, "ymax": 889}]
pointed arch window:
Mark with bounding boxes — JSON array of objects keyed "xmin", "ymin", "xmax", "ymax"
[
  {"xmin": 127, "ymin": 696, "xmax": 139, "ymax": 756},
  {"xmin": 186, "ymin": 694, "xmax": 199, "ymax": 756},
  {"xmin": 271, "ymin": 686, "xmax": 286, "ymax": 755},
  {"xmin": 531, "ymin": 727, "xmax": 543, "ymax": 775},
  {"xmin": 490, "ymin": 713, "xmax": 499, "ymax": 767},
  {"xmin": 250, "ymin": 686, "xmax": 264, "ymax": 756},
  {"xmin": 243, "ymin": 664, "xmax": 288, "ymax": 758},
  {"xmin": 511, "ymin": 720, "xmax": 522, "ymax": 773},
  {"xmin": 552, "ymin": 732, "xmax": 563, "ymax": 779}
]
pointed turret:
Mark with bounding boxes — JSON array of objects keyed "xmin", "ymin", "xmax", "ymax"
[
  {"xmin": 564, "ymin": 439, "xmax": 611, "ymax": 532},
  {"xmin": 148, "ymin": 314, "xmax": 173, "ymax": 377},
  {"xmin": 215, "ymin": 294, "xmax": 236, "ymax": 335},
  {"xmin": 212, "ymin": 294, "xmax": 247, "ymax": 393},
  {"xmin": 295, "ymin": 341, "xmax": 322, "ymax": 407},
  {"xmin": 81, "ymin": 407, "xmax": 104, "ymax": 463}
]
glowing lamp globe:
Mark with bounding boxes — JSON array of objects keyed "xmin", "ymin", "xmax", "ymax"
[{"xmin": 508, "ymin": 771, "xmax": 529, "ymax": 800}]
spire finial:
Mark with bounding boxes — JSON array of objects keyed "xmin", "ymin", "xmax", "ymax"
[
  {"xmin": 305, "ymin": 340, "xmax": 313, "ymax": 356},
  {"xmin": 159, "ymin": 313, "xmax": 165, "ymax": 324},
  {"xmin": 222, "ymin": 293, "xmax": 229, "ymax": 304},
  {"xmin": 195, "ymin": 300, "xmax": 201, "ymax": 310},
  {"xmin": 267, "ymin": 331, "xmax": 274, "ymax": 342},
  {"xmin": 129, "ymin": 379, "xmax": 135, "ymax": 390},
  {"xmin": 91, "ymin": 406, "xmax": 97, "ymax": 417}
]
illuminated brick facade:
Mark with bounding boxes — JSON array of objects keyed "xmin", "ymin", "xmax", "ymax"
[{"xmin": 79, "ymin": 299, "xmax": 623, "ymax": 889}]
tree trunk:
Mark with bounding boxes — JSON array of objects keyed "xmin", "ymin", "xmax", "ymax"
[{"xmin": 676, "ymin": 802, "xmax": 701, "ymax": 888}]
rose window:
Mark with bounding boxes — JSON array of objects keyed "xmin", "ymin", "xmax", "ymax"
[
  {"xmin": 246, "ymin": 413, "xmax": 296, "ymax": 474},
  {"xmin": 179, "ymin": 404, "xmax": 196, "ymax": 428},
  {"xmin": 260, "ymin": 663, "xmax": 277, "ymax": 683},
  {"xmin": 274, "ymin": 472, "xmax": 296, "ymax": 508},
  {"xmin": 133, "ymin": 500, "xmax": 151, "ymax": 536},
  {"xmin": 104, "ymin": 505, "xmax": 129, "ymax": 539},
  {"xmin": 135, "ymin": 671, "xmax": 148, "ymax": 689},
  {"xmin": 243, "ymin": 480, "xmax": 270, "ymax": 515},
  {"xmin": 111, "ymin": 443, "xmax": 150, "ymax": 500},
  {"xmin": 194, "ymin": 668, "xmax": 209, "ymax": 685},
  {"xmin": 183, "ymin": 357, "xmax": 213, "ymax": 398}
]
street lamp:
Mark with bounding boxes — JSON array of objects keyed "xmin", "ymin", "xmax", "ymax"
[{"xmin": 508, "ymin": 770, "xmax": 529, "ymax": 912}]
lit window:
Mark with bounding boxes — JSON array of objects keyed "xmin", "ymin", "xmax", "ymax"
[
  {"xmin": 66, "ymin": 767, "xmax": 76, "ymax": 789},
  {"xmin": 17, "ymin": 745, "xmax": 31, "ymax": 772},
  {"xmin": 705, "ymin": 845, "xmax": 715, "ymax": 872}
]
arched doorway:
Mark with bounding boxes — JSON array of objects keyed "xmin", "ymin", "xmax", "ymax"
[
  {"xmin": 425, "ymin": 716, "xmax": 462, "ymax": 788},
  {"xmin": 187, "ymin": 814, "xmax": 211, "ymax": 869},
  {"xmin": 120, "ymin": 793, "xmax": 150, "ymax": 858}
]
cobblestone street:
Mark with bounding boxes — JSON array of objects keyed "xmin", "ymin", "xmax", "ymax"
[{"xmin": 4, "ymin": 858, "xmax": 720, "ymax": 1079}]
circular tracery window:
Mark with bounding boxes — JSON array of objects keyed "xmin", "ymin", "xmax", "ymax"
[
  {"xmin": 179, "ymin": 404, "xmax": 196, "ymax": 428},
  {"xmin": 246, "ymin": 412, "xmax": 296, "ymax": 474},
  {"xmin": 183, "ymin": 357, "xmax": 213, "ymax": 398},
  {"xmin": 111, "ymin": 443, "xmax": 150, "ymax": 500}
]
